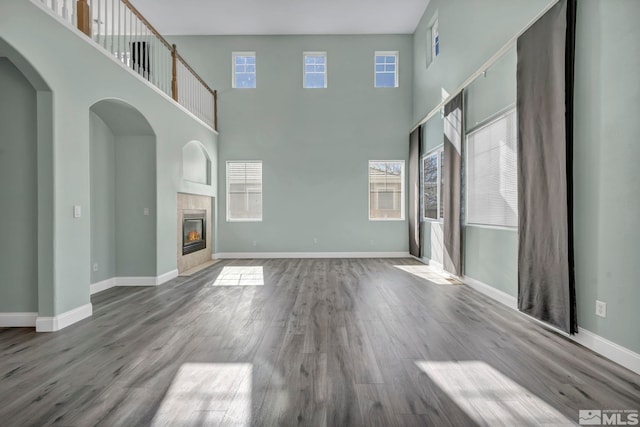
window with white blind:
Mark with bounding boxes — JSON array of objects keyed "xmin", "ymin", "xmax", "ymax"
[
  {"xmin": 466, "ymin": 109, "xmax": 518, "ymax": 227},
  {"xmin": 226, "ymin": 161, "xmax": 262, "ymax": 221},
  {"xmin": 422, "ymin": 148, "xmax": 444, "ymax": 220},
  {"xmin": 369, "ymin": 161, "xmax": 405, "ymax": 220}
]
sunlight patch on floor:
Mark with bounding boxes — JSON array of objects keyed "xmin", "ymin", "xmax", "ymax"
[
  {"xmin": 213, "ymin": 266, "xmax": 264, "ymax": 286},
  {"xmin": 152, "ymin": 363, "xmax": 252, "ymax": 427},
  {"xmin": 415, "ymin": 361, "xmax": 574, "ymax": 426},
  {"xmin": 394, "ymin": 264, "xmax": 461, "ymax": 285}
]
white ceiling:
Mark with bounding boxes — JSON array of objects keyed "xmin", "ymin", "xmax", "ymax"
[{"xmin": 128, "ymin": 0, "xmax": 430, "ymax": 36}]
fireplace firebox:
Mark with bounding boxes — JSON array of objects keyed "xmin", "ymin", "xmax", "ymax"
[{"xmin": 182, "ymin": 211, "xmax": 206, "ymax": 255}]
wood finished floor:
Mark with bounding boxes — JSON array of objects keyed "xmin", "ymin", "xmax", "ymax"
[{"xmin": 1, "ymin": 258, "xmax": 639, "ymax": 426}]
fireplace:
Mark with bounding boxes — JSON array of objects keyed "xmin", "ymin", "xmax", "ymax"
[{"xmin": 182, "ymin": 211, "xmax": 206, "ymax": 255}]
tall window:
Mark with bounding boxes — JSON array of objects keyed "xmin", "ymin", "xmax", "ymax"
[
  {"xmin": 369, "ymin": 161, "xmax": 405, "ymax": 220},
  {"xmin": 303, "ymin": 52, "xmax": 327, "ymax": 88},
  {"xmin": 426, "ymin": 15, "xmax": 439, "ymax": 67},
  {"xmin": 466, "ymin": 109, "xmax": 518, "ymax": 227},
  {"xmin": 431, "ymin": 19, "xmax": 440, "ymax": 60},
  {"xmin": 423, "ymin": 148, "xmax": 444, "ymax": 220},
  {"xmin": 232, "ymin": 52, "xmax": 256, "ymax": 89},
  {"xmin": 374, "ymin": 52, "xmax": 398, "ymax": 88},
  {"xmin": 226, "ymin": 161, "xmax": 262, "ymax": 221}
]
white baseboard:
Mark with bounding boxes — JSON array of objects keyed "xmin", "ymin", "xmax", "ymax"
[
  {"xmin": 116, "ymin": 276, "xmax": 157, "ymax": 286},
  {"xmin": 156, "ymin": 269, "xmax": 179, "ymax": 285},
  {"xmin": 571, "ymin": 328, "xmax": 640, "ymax": 376},
  {"xmin": 463, "ymin": 275, "xmax": 518, "ymax": 309},
  {"xmin": 418, "ymin": 257, "xmax": 444, "ymax": 271},
  {"xmin": 90, "ymin": 270, "xmax": 180, "ymax": 295},
  {"xmin": 90, "ymin": 278, "xmax": 116, "ymax": 295},
  {"xmin": 462, "ymin": 275, "xmax": 640, "ymax": 376},
  {"xmin": 35, "ymin": 303, "xmax": 92, "ymax": 332},
  {"xmin": 215, "ymin": 252, "xmax": 410, "ymax": 259},
  {"xmin": 0, "ymin": 312, "xmax": 38, "ymax": 327}
]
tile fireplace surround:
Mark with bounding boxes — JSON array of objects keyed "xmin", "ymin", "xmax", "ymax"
[{"xmin": 177, "ymin": 193, "xmax": 213, "ymax": 273}]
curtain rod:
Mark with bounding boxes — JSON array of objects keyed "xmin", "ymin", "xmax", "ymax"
[{"xmin": 410, "ymin": 0, "xmax": 560, "ymax": 133}]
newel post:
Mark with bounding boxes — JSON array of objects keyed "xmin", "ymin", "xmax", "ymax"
[
  {"xmin": 77, "ymin": 0, "xmax": 91, "ymax": 36},
  {"xmin": 171, "ymin": 44, "xmax": 178, "ymax": 102},
  {"xmin": 213, "ymin": 90, "xmax": 218, "ymax": 131}
]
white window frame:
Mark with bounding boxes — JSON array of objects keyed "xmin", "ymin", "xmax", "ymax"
[
  {"xmin": 232, "ymin": 52, "xmax": 256, "ymax": 89},
  {"xmin": 303, "ymin": 52, "xmax": 327, "ymax": 89},
  {"xmin": 374, "ymin": 51, "xmax": 399, "ymax": 88},
  {"xmin": 368, "ymin": 160, "xmax": 405, "ymax": 221},
  {"xmin": 431, "ymin": 18, "xmax": 440, "ymax": 60},
  {"xmin": 465, "ymin": 109, "xmax": 518, "ymax": 229},
  {"xmin": 226, "ymin": 160, "xmax": 263, "ymax": 222},
  {"xmin": 426, "ymin": 14, "xmax": 439, "ymax": 68},
  {"xmin": 422, "ymin": 147, "xmax": 444, "ymax": 222}
]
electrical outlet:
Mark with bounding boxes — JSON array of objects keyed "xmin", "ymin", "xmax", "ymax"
[
  {"xmin": 370, "ymin": 239, "xmax": 375, "ymax": 246},
  {"xmin": 143, "ymin": 208, "xmax": 149, "ymax": 216},
  {"xmin": 92, "ymin": 263, "xmax": 98, "ymax": 272},
  {"xmin": 595, "ymin": 300, "xmax": 607, "ymax": 318},
  {"xmin": 252, "ymin": 240, "xmax": 257, "ymax": 247},
  {"xmin": 313, "ymin": 238, "xmax": 318, "ymax": 244}
]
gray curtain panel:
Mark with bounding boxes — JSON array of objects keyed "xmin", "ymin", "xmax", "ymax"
[
  {"xmin": 409, "ymin": 128, "xmax": 422, "ymax": 258},
  {"xmin": 443, "ymin": 93, "xmax": 463, "ymax": 276},
  {"xmin": 517, "ymin": 0, "xmax": 577, "ymax": 334}
]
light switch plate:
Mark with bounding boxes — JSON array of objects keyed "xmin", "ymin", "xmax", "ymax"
[
  {"xmin": 73, "ymin": 205, "xmax": 82, "ymax": 218},
  {"xmin": 144, "ymin": 208, "xmax": 149, "ymax": 216}
]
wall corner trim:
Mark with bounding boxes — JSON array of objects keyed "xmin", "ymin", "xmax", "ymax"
[
  {"xmin": 90, "ymin": 278, "xmax": 117, "ymax": 295},
  {"xmin": 35, "ymin": 303, "xmax": 93, "ymax": 332},
  {"xmin": 0, "ymin": 312, "xmax": 38, "ymax": 327},
  {"xmin": 462, "ymin": 275, "xmax": 640, "ymax": 376},
  {"xmin": 215, "ymin": 252, "xmax": 410, "ymax": 259},
  {"xmin": 156, "ymin": 269, "xmax": 179, "ymax": 285}
]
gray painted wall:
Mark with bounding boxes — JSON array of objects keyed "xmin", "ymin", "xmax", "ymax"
[
  {"xmin": 172, "ymin": 35, "xmax": 413, "ymax": 253},
  {"xmin": 573, "ymin": 0, "xmax": 640, "ymax": 353},
  {"xmin": 0, "ymin": 58, "xmax": 38, "ymax": 312},
  {"xmin": 464, "ymin": 226, "xmax": 518, "ymax": 298},
  {"xmin": 115, "ymin": 135, "xmax": 157, "ymax": 277},
  {"xmin": 464, "ymin": 48, "xmax": 517, "ymax": 131},
  {"xmin": 414, "ymin": 0, "xmax": 640, "ymax": 354},
  {"xmin": 462, "ymin": 46, "xmax": 518, "ymax": 296},
  {"xmin": 90, "ymin": 112, "xmax": 117, "ymax": 283},
  {"xmin": 90, "ymin": 113, "xmax": 156, "ymax": 282},
  {"xmin": 412, "ymin": 0, "xmax": 553, "ymax": 125},
  {"xmin": 1, "ymin": 0, "xmax": 217, "ymax": 316}
]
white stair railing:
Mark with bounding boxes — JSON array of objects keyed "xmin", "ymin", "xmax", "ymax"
[{"xmin": 36, "ymin": 0, "xmax": 217, "ymax": 130}]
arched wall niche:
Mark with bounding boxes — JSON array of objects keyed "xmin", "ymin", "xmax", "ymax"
[{"xmin": 182, "ymin": 140, "xmax": 212, "ymax": 186}]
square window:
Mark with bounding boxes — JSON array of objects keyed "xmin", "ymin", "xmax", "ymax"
[
  {"xmin": 233, "ymin": 52, "xmax": 256, "ymax": 89},
  {"xmin": 374, "ymin": 51, "xmax": 398, "ymax": 88},
  {"xmin": 303, "ymin": 52, "xmax": 327, "ymax": 88}
]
